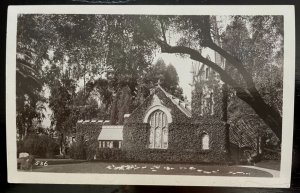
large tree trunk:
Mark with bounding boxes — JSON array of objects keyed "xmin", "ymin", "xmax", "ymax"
[
  {"xmin": 209, "ymin": 41, "xmax": 283, "ymax": 140},
  {"xmin": 236, "ymin": 92, "xmax": 282, "ymax": 139}
]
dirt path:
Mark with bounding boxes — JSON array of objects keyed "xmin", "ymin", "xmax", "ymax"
[{"xmin": 239, "ymin": 165, "xmax": 280, "ymax": 177}]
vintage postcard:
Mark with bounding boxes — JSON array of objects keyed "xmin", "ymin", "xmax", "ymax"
[{"xmin": 6, "ymin": 5, "xmax": 295, "ymax": 187}]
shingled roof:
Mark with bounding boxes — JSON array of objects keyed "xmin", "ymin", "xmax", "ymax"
[
  {"xmin": 98, "ymin": 125, "xmax": 123, "ymax": 141},
  {"xmin": 157, "ymin": 85, "xmax": 192, "ymax": 118}
]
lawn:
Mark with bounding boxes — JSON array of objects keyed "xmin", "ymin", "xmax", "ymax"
[
  {"xmin": 254, "ymin": 160, "xmax": 280, "ymax": 171},
  {"xmin": 30, "ymin": 161, "xmax": 273, "ymax": 177}
]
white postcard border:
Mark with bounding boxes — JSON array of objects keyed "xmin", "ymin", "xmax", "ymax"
[{"xmin": 6, "ymin": 5, "xmax": 295, "ymax": 187}]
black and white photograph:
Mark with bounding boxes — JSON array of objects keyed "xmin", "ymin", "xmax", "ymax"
[{"xmin": 6, "ymin": 5, "xmax": 295, "ymax": 187}]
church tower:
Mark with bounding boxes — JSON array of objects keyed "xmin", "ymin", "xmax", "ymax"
[
  {"xmin": 190, "ymin": 16, "xmax": 231, "ymax": 162},
  {"xmin": 190, "ymin": 16, "xmax": 227, "ymax": 122}
]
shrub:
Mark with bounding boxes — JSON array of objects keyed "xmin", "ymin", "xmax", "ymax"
[
  {"xmin": 69, "ymin": 138, "xmax": 99, "ymax": 160},
  {"xmin": 21, "ymin": 134, "xmax": 59, "ymax": 158},
  {"xmin": 86, "ymin": 138, "xmax": 99, "ymax": 160},
  {"xmin": 96, "ymin": 148, "xmax": 125, "ymax": 161},
  {"xmin": 17, "ymin": 140, "xmax": 25, "ymax": 157},
  {"xmin": 262, "ymin": 150, "xmax": 281, "ymax": 160},
  {"xmin": 69, "ymin": 140, "xmax": 87, "ymax": 160}
]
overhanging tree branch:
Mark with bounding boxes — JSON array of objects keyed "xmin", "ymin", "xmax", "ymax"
[
  {"xmin": 153, "ymin": 38, "xmax": 282, "ymax": 140},
  {"xmin": 209, "ymin": 42, "xmax": 256, "ymax": 90},
  {"xmin": 138, "ymin": 16, "xmax": 282, "ymax": 140},
  {"xmin": 154, "ymin": 38, "xmax": 253, "ymax": 100}
]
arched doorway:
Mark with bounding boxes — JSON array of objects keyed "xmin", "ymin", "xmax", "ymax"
[{"xmin": 148, "ymin": 110, "xmax": 168, "ymax": 149}]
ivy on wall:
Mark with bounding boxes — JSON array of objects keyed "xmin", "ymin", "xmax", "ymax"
[
  {"xmin": 121, "ymin": 121, "xmax": 227, "ymax": 163},
  {"xmin": 74, "ymin": 121, "xmax": 102, "ymax": 160},
  {"xmin": 75, "ymin": 86, "xmax": 230, "ymax": 163},
  {"xmin": 126, "ymin": 87, "xmax": 191, "ymax": 125},
  {"xmin": 75, "ymin": 122, "xmax": 101, "ymax": 141}
]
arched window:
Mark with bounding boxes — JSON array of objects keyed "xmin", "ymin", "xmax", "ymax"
[
  {"xmin": 148, "ymin": 110, "xmax": 168, "ymax": 149},
  {"xmin": 201, "ymin": 133, "xmax": 210, "ymax": 150},
  {"xmin": 200, "ymin": 93, "xmax": 214, "ymax": 116}
]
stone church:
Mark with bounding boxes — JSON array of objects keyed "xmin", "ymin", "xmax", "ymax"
[{"xmin": 75, "ymin": 50, "xmax": 246, "ymax": 163}]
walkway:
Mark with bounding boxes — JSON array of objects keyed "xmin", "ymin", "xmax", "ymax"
[{"xmin": 239, "ymin": 165, "xmax": 280, "ymax": 177}]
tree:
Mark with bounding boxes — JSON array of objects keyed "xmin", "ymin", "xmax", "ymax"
[
  {"xmin": 16, "ymin": 15, "xmax": 47, "ymax": 139},
  {"xmin": 17, "ymin": 14, "xmax": 284, "ymax": 142},
  {"xmin": 222, "ymin": 16, "xmax": 283, "ymax": 125},
  {"xmin": 143, "ymin": 58, "xmax": 184, "ymax": 100},
  {"xmin": 137, "ymin": 15, "xmax": 283, "ymax": 140},
  {"xmin": 45, "ymin": 63, "xmax": 77, "ymax": 155},
  {"xmin": 16, "ymin": 14, "xmax": 156, "ymax": 146},
  {"xmin": 109, "ymin": 86, "xmax": 132, "ymax": 125}
]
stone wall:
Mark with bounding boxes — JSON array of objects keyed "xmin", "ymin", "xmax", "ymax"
[{"xmin": 120, "ymin": 120, "xmax": 227, "ymax": 163}]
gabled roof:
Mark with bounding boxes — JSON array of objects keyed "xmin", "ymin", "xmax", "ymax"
[
  {"xmin": 156, "ymin": 85, "xmax": 192, "ymax": 118},
  {"xmin": 98, "ymin": 125, "xmax": 123, "ymax": 141}
]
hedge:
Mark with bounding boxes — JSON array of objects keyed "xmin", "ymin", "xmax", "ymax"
[{"xmin": 95, "ymin": 148, "xmax": 226, "ymax": 164}]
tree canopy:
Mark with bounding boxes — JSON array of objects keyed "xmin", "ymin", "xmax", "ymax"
[
  {"xmin": 138, "ymin": 15, "xmax": 283, "ymax": 140},
  {"xmin": 16, "ymin": 14, "xmax": 184, "ymax": 147},
  {"xmin": 16, "ymin": 14, "xmax": 284, "ymax": 143}
]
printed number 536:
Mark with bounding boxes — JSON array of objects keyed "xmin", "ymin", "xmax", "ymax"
[{"xmin": 35, "ymin": 161, "xmax": 48, "ymax": 166}]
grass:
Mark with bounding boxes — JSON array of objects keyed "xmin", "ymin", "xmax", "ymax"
[
  {"xmin": 30, "ymin": 161, "xmax": 273, "ymax": 177},
  {"xmin": 34, "ymin": 158, "xmax": 86, "ymax": 165},
  {"xmin": 254, "ymin": 160, "xmax": 280, "ymax": 171}
]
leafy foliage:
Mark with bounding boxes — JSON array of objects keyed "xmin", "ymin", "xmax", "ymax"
[
  {"xmin": 69, "ymin": 140, "xmax": 87, "ymax": 160},
  {"xmin": 142, "ymin": 59, "xmax": 184, "ymax": 100},
  {"xmin": 222, "ymin": 16, "xmax": 283, "ymax": 142},
  {"xmin": 16, "ymin": 14, "xmax": 284, "ymax": 159},
  {"xmin": 138, "ymin": 15, "xmax": 283, "ymax": 139},
  {"xmin": 18, "ymin": 134, "xmax": 59, "ymax": 158}
]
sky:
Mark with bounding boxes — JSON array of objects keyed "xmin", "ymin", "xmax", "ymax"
[
  {"xmin": 154, "ymin": 48, "xmax": 216, "ymax": 102},
  {"xmin": 154, "ymin": 15, "xmax": 231, "ymax": 101}
]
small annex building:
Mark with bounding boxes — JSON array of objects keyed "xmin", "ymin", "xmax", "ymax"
[{"xmin": 98, "ymin": 125, "xmax": 123, "ymax": 149}]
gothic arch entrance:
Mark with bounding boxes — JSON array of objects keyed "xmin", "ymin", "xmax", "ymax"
[{"xmin": 148, "ymin": 110, "xmax": 168, "ymax": 149}]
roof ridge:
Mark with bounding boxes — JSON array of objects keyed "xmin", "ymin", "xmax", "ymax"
[
  {"xmin": 156, "ymin": 85, "xmax": 191, "ymax": 118},
  {"xmin": 157, "ymin": 85, "xmax": 184, "ymax": 103}
]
